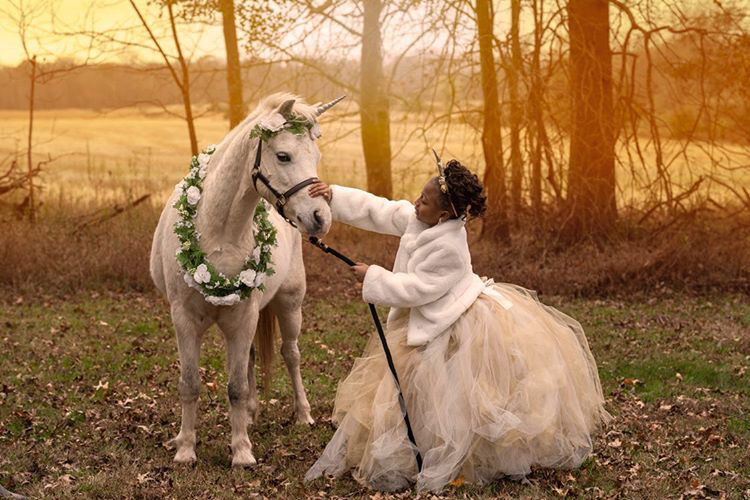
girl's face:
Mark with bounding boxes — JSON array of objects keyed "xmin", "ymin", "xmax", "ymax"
[{"xmin": 414, "ymin": 178, "xmax": 451, "ymax": 226}]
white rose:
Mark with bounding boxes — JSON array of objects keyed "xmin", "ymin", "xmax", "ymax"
[
  {"xmin": 198, "ymin": 165, "xmax": 207, "ymax": 180},
  {"xmin": 205, "ymin": 294, "xmax": 241, "ymax": 306},
  {"xmin": 197, "ymin": 153, "xmax": 211, "ymax": 166},
  {"xmin": 253, "ymin": 271, "xmax": 266, "ymax": 287},
  {"xmin": 205, "ymin": 144, "xmax": 217, "ymax": 154},
  {"xmin": 186, "ymin": 186, "xmax": 201, "ymax": 205},
  {"xmin": 193, "ymin": 263, "xmax": 211, "ymax": 284},
  {"xmin": 259, "ymin": 113, "xmax": 287, "ymax": 133},
  {"xmin": 239, "ymin": 269, "xmax": 257, "ymax": 287},
  {"xmin": 252, "ymin": 245, "xmax": 262, "ymax": 264},
  {"xmin": 183, "ymin": 272, "xmax": 198, "ymax": 289}
]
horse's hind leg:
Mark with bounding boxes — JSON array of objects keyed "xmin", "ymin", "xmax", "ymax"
[
  {"xmin": 169, "ymin": 303, "xmax": 211, "ymax": 463},
  {"xmin": 270, "ymin": 294, "xmax": 314, "ymax": 425},
  {"xmin": 247, "ymin": 344, "xmax": 258, "ymax": 424},
  {"xmin": 217, "ymin": 302, "xmax": 259, "ymax": 467}
]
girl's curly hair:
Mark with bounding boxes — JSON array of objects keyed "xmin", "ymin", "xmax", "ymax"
[{"xmin": 438, "ymin": 159, "xmax": 487, "ymax": 220}]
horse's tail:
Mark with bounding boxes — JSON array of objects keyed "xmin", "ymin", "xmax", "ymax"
[{"xmin": 255, "ymin": 307, "xmax": 279, "ymax": 394}]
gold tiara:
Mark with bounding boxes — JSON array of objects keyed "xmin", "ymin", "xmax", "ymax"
[{"xmin": 431, "ymin": 148, "xmax": 458, "ymax": 218}]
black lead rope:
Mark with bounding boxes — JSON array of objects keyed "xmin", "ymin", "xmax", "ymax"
[{"xmin": 308, "ymin": 236, "xmax": 424, "ymax": 472}]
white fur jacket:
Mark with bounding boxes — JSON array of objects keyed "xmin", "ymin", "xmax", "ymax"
[{"xmin": 330, "ymin": 184, "xmax": 492, "ymax": 346}]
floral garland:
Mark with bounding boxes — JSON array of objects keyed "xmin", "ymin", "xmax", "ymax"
[
  {"xmin": 249, "ymin": 111, "xmax": 321, "ymax": 141},
  {"xmin": 173, "ymin": 145, "xmax": 278, "ymax": 307}
]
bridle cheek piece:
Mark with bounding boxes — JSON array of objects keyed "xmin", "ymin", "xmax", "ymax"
[{"xmin": 251, "ymin": 138, "xmax": 320, "ymax": 228}]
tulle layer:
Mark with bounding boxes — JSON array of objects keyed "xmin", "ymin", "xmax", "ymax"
[{"xmin": 305, "ymin": 283, "xmax": 611, "ymax": 492}]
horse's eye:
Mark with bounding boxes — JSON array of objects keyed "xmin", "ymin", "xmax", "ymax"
[{"xmin": 276, "ymin": 152, "xmax": 291, "ymax": 163}]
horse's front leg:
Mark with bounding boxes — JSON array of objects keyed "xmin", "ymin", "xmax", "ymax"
[
  {"xmin": 217, "ymin": 302, "xmax": 259, "ymax": 467},
  {"xmin": 169, "ymin": 303, "xmax": 210, "ymax": 463}
]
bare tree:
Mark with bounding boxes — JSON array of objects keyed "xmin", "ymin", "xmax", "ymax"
[
  {"xmin": 565, "ymin": 0, "xmax": 616, "ymax": 238},
  {"xmin": 2, "ymin": 0, "xmax": 93, "ymax": 222},
  {"xmin": 476, "ymin": 0, "xmax": 510, "ymax": 240},
  {"xmin": 241, "ymin": 0, "xmax": 451, "ymax": 198},
  {"xmin": 509, "ymin": 0, "xmax": 523, "ymax": 217},
  {"xmin": 360, "ymin": 0, "xmax": 392, "ymax": 198},
  {"xmin": 219, "ymin": 0, "xmax": 245, "ymax": 128},
  {"xmin": 129, "ymin": 0, "xmax": 199, "ymax": 155}
]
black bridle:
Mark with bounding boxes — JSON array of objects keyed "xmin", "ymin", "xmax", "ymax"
[{"xmin": 251, "ymin": 137, "xmax": 320, "ymax": 228}]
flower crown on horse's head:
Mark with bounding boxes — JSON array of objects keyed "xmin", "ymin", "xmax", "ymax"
[{"xmin": 249, "ymin": 96, "xmax": 346, "ymax": 143}]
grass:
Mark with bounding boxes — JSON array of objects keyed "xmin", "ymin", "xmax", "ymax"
[{"xmin": 1, "ymin": 290, "xmax": 749, "ymax": 498}]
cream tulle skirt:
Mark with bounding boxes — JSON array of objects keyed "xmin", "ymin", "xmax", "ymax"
[{"xmin": 305, "ymin": 282, "xmax": 611, "ymax": 492}]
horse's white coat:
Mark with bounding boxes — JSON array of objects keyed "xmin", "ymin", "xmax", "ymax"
[{"xmin": 150, "ymin": 93, "xmax": 332, "ymax": 466}]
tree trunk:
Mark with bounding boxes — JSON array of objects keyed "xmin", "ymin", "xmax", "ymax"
[
  {"xmin": 566, "ymin": 0, "xmax": 616, "ymax": 238},
  {"xmin": 476, "ymin": 0, "xmax": 509, "ymax": 240},
  {"xmin": 168, "ymin": 3, "xmax": 198, "ymax": 156},
  {"xmin": 27, "ymin": 55, "xmax": 36, "ymax": 223},
  {"xmin": 529, "ymin": 0, "xmax": 543, "ymax": 216},
  {"xmin": 360, "ymin": 0, "xmax": 392, "ymax": 198},
  {"xmin": 219, "ymin": 0, "xmax": 244, "ymax": 128},
  {"xmin": 509, "ymin": 0, "xmax": 523, "ymax": 216}
]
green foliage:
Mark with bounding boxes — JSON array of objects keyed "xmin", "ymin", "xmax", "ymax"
[{"xmin": 173, "ymin": 145, "xmax": 278, "ymax": 301}]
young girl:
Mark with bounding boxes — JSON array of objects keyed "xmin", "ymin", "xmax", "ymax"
[{"xmin": 304, "ymin": 159, "xmax": 610, "ymax": 492}]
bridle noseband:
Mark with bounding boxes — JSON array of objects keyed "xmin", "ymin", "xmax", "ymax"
[{"xmin": 251, "ymin": 137, "xmax": 320, "ymax": 228}]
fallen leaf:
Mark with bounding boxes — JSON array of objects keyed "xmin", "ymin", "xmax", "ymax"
[
  {"xmin": 608, "ymin": 439, "xmax": 622, "ymax": 448},
  {"xmin": 450, "ymin": 475, "xmax": 465, "ymax": 487}
]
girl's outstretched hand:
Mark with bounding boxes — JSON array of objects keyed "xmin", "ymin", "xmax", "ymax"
[
  {"xmin": 308, "ymin": 181, "xmax": 332, "ymax": 203},
  {"xmin": 350, "ymin": 262, "xmax": 369, "ymax": 282}
]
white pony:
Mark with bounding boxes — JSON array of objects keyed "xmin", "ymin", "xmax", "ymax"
[{"xmin": 150, "ymin": 93, "xmax": 338, "ymax": 466}]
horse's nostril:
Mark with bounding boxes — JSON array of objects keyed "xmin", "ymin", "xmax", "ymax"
[{"xmin": 313, "ymin": 209, "xmax": 322, "ymax": 225}]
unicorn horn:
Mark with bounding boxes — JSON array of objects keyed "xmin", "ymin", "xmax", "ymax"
[
  {"xmin": 315, "ymin": 95, "xmax": 346, "ymax": 117},
  {"xmin": 431, "ymin": 148, "xmax": 445, "ymax": 175}
]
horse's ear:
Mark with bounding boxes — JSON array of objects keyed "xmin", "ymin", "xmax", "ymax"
[{"xmin": 277, "ymin": 99, "xmax": 295, "ymax": 119}]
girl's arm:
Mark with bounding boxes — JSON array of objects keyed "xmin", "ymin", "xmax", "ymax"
[
  {"xmin": 311, "ymin": 183, "xmax": 414, "ymax": 237},
  {"xmin": 362, "ymin": 247, "xmax": 463, "ymax": 308}
]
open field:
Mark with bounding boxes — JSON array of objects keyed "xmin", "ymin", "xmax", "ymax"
[
  {"xmin": 1, "ymin": 107, "xmax": 749, "ymax": 211},
  {"xmin": 0, "ymin": 106, "xmax": 486, "ymax": 206},
  {"xmin": 0, "ymin": 290, "xmax": 748, "ymax": 498}
]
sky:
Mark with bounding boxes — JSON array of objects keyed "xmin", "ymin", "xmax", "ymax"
[
  {"xmin": 0, "ymin": 0, "xmax": 492, "ymax": 67},
  {"xmin": 0, "ymin": 0, "xmax": 227, "ymax": 67},
  {"xmin": 0, "ymin": 0, "xmax": 724, "ymax": 68}
]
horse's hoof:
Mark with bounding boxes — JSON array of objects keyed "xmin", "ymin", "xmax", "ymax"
[
  {"xmin": 174, "ymin": 447, "xmax": 197, "ymax": 464},
  {"xmin": 231, "ymin": 449, "xmax": 257, "ymax": 467},
  {"xmin": 296, "ymin": 413, "xmax": 315, "ymax": 426}
]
